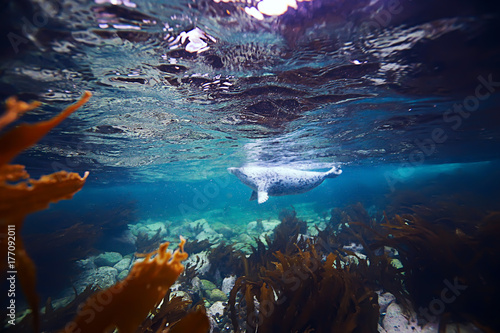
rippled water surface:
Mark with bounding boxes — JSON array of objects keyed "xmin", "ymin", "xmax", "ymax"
[{"xmin": 2, "ymin": 0, "xmax": 499, "ymax": 182}]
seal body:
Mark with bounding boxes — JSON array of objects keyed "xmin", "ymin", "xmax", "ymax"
[{"xmin": 228, "ymin": 166, "xmax": 342, "ymax": 203}]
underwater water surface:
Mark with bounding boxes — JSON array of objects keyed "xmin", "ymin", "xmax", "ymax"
[{"xmin": 1, "ymin": 0, "xmax": 500, "ymax": 332}]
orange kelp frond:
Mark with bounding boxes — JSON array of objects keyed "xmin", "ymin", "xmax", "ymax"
[
  {"xmin": 0, "ymin": 91, "xmax": 92, "ymax": 166},
  {"xmin": 167, "ymin": 305, "xmax": 210, "ymax": 333},
  {"xmin": 0, "ymin": 164, "xmax": 29, "ymax": 183},
  {"xmin": 64, "ymin": 237, "xmax": 190, "ymax": 333},
  {"xmin": 0, "ymin": 170, "xmax": 89, "ymax": 220},
  {"xmin": 0, "ymin": 96, "xmax": 41, "ymax": 130}
]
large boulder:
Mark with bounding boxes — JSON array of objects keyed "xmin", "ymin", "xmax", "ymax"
[{"xmin": 94, "ymin": 252, "xmax": 123, "ymax": 267}]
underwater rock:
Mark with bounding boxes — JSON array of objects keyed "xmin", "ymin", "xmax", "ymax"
[
  {"xmin": 247, "ymin": 221, "xmax": 258, "ymax": 231},
  {"xmin": 144, "ymin": 221, "xmax": 168, "ymax": 236},
  {"xmin": 378, "ymin": 292, "xmax": 396, "ymax": 314},
  {"xmin": 221, "ymin": 275, "xmax": 236, "ymax": 295},
  {"xmin": 391, "ymin": 258, "xmax": 403, "ymax": 269},
  {"xmin": 209, "ymin": 289, "xmax": 228, "ymax": 302},
  {"xmin": 383, "ymin": 302, "xmax": 430, "ymax": 333},
  {"xmin": 94, "ymin": 266, "xmax": 118, "ymax": 289},
  {"xmin": 208, "ymin": 301, "xmax": 225, "ymax": 317},
  {"xmin": 170, "ymin": 290, "xmax": 192, "ymax": 303},
  {"xmin": 113, "ymin": 257, "xmax": 131, "ymax": 271},
  {"xmin": 237, "ymin": 233, "xmax": 253, "ymax": 244},
  {"xmin": 215, "ymin": 225, "xmax": 237, "ymax": 239},
  {"xmin": 117, "ymin": 270, "xmax": 129, "ymax": 281},
  {"xmin": 94, "ymin": 251, "xmax": 123, "ymax": 267},
  {"xmin": 191, "ymin": 276, "xmax": 202, "ymax": 294},
  {"xmin": 135, "ymin": 226, "xmax": 151, "ymax": 237},
  {"xmin": 261, "ymin": 219, "xmax": 281, "ymax": 232},
  {"xmin": 200, "ymin": 279, "xmax": 216, "ymax": 292},
  {"xmin": 190, "ymin": 218, "xmax": 209, "ymax": 230},
  {"xmin": 185, "ymin": 252, "xmax": 211, "ymax": 275},
  {"xmin": 208, "ymin": 301, "xmax": 225, "ymax": 329},
  {"xmin": 196, "ymin": 229, "xmax": 221, "ymax": 242},
  {"xmin": 247, "ymin": 219, "xmax": 280, "ymax": 234}
]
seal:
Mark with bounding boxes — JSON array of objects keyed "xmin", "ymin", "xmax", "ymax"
[{"xmin": 228, "ymin": 165, "xmax": 342, "ymax": 203}]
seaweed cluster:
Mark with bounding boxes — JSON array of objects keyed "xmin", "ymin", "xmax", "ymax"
[
  {"xmin": 135, "ymin": 228, "xmax": 163, "ymax": 254},
  {"xmin": 217, "ymin": 207, "xmax": 385, "ymax": 333},
  {"xmin": 229, "ymin": 246, "xmax": 379, "ymax": 333},
  {"xmin": 370, "ymin": 211, "xmax": 500, "ymax": 332}
]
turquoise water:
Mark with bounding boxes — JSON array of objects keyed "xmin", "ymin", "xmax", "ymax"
[{"xmin": 1, "ymin": 0, "xmax": 500, "ymax": 332}]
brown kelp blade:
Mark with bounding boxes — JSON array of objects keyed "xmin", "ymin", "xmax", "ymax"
[
  {"xmin": 0, "ymin": 91, "xmax": 91, "ymax": 166},
  {"xmin": 0, "ymin": 91, "xmax": 91, "ymax": 333}
]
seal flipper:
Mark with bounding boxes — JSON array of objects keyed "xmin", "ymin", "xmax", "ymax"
[
  {"xmin": 325, "ymin": 166, "xmax": 342, "ymax": 178},
  {"xmin": 249, "ymin": 190, "xmax": 258, "ymax": 201},
  {"xmin": 257, "ymin": 191, "xmax": 269, "ymax": 204}
]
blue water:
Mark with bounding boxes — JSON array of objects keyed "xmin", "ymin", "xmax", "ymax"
[{"xmin": 1, "ymin": 0, "xmax": 500, "ymax": 330}]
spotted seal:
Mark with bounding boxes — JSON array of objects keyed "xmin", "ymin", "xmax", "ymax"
[{"xmin": 227, "ymin": 165, "xmax": 342, "ymax": 204}]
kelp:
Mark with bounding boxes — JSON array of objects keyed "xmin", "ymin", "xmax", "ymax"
[
  {"xmin": 371, "ymin": 211, "xmax": 500, "ymax": 333},
  {"xmin": 207, "ymin": 242, "xmax": 245, "ymax": 278},
  {"xmin": 135, "ymin": 229, "xmax": 163, "ymax": 254},
  {"xmin": 184, "ymin": 239, "xmax": 211, "ymax": 254},
  {"xmin": 329, "ymin": 202, "xmax": 381, "ymax": 246},
  {"xmin": 229, "ymin": 245, "xmax": 379, "ymax": 333},
  {"xmin": 242, "ymin": 207, "xmax": 309, "ymax": 279},
  {"xmin": 0, "ymin": 92, "xmax": 91, "ymax": 332},
  {"xmin": 7, "ymin": 286, "xmax": 99, "ymax": 333},
  {"xmin": 63, "ymin": 238, "xmax": 205, "ymax": 333},
  {"xmin": 0, "ymin": 91, "xmax": 91, "ymax": 165},
  {"xmin": 137, "ymin": 290, "xmax": 192, "ymax": 333}
]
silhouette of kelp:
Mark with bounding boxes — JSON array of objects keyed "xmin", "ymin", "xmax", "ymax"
[
  {"xmin": 208, "ymin": 242, "xmax": 245, "ymax": 278},
  {"xmin": 136, "ymin": 289, "xmax": 191, "ymax": 332},
  {"xmin": 135, "ymin": 229, "xmax": 163, "ymax": 254},
  {"xmin": 241, "ymin": 208, "xmax": 309, "ymax": 279},
  {"xmin": 184, "ymin": 239, "xmax": 211, "ymax": 254},
  {"xmin": 371, "ymin": 211, "xmax": 500, "ymax": 333},
  {"xmin": 7, "ymin": 286, "xmax": 98, "ymax": 333},
  {"xmin": 229, "ymin": 245, "xmax": 379, "ymax": 333},
  {"xmin": 329, "ymin": 202, "xmax": 382, "ymax": 246}
]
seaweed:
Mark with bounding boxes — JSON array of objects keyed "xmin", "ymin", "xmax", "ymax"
[
  {"xmin": 184, "ymin": 239, "xmax": 211, "ymax": 254},
  {"xmin": 229, "ymin": 245, "xmax": 379, "ymax": 333},
  {"xmin": 135, "ymin": 229, "xmax": 163, "ymax": 254},
  {"xmin": 371, "ymin": 210, "xmax": 500, "ymax": 332},
  {"xmin": 329, "ymin": 202, "xmax": 381, "ymax": 246},
  {"xmin": 0, "ymin": 92, "xmax": 91, "ymax": 332},
  {"xmin": 63, "ymin": 238, "xmax": 202, "ymax": 333},
  {"xmin": 228, "ymin": 208, "xmax": 311, "ymax": 282},
  {"xmin": 177, "ymin": 256, "xmax": 201, "ymax": 287},
  {"xmin": 136, "ymin": 290, "xmax": 192, "ymax": 332},
  {"xmin": 207, "ymin": 242, "xmax": 245, "ymax": 278},
  {"xmin": 6, "ymin": 286, "xmax": 98, "ymax": 333}
]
